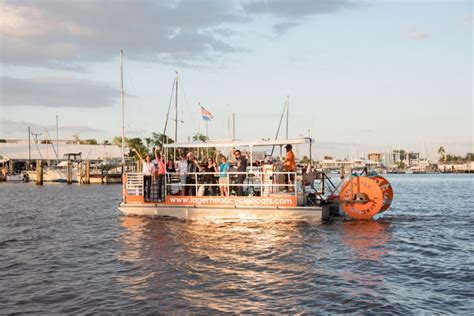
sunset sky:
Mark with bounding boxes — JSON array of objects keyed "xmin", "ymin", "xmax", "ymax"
[{"xmin": 1, "ymin": 0, "xmax": 472, "ymax": 159}]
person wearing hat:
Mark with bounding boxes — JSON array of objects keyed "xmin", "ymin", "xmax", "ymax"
[{"xmin": 284, "ymin": 144, "xmax": 296, "ymax": 191}]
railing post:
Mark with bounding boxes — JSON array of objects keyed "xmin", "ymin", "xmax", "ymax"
[
  {"xmin": 195, "ymin": 172, "xmax": 198, "ymax": 196},
  {"xmin": 164, "ymin": 172, "xmax": 167, "ymax": 201},
  {"xmin": 294, "ymin": 172, "xmax": 297, "ymax": 198},
  {"xmin": 287, "ymin": 171, "xmax": 290, "ymax": 193}
]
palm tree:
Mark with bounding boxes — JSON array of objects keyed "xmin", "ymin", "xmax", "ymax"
[
  {"xmin": 437, "ymin": 146, "xmax": 446, "ymax": 163},
  {"xmin": 438, "ymin": 146, "xmax": 447, "ymax": 173},
  {"xmin": 151, "ymin": 132, "xmax": 174, "ymax": 151},
  {"xmin": 144, "ymin": 137, "xmax": 152, "ymax": 151}
]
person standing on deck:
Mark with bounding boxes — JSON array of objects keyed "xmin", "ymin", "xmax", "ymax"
[
  {"xmin": 164, "ymin": 159, "xmax": 175, "ymax": 196},
  {"xmin": 186, "ymin": 152, "xmax": 199, "ymax": 196},
  {"xmin": 203, "ymin": 158, "xmax": 218, "ymax": 196},
  {"xmin": 153, "ymin": 148, "xmax": 166, "ymax": 202},
  {"xmin": 284, "ymin": 144, "xmax": 296, "ymax": 192},
  {"xmin": 133, "ymin": 149, "xmax": 156, "ymax": 199},
  {"xmin": 233, "ymin": 149, "xmax": 248, "ymax": 196},
  {"xmin": 219, "ymin": 156, "xmax": 230, "ymax": 196},
  {"xmin": 176, "ymin": 152, "xmax": 188, "ymax": 196}
]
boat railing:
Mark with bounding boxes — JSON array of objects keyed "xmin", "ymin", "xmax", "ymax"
[
  {"xmin": 123, "ymin": 170, "xmax": 297, "ymax": 203},
  {"xmin": 124, "ymin": 172, "xmax": 143, "ymax": 197},
  {"xmin": 164, "ymin": 171, "xmax": 297, "ymax": 197}
]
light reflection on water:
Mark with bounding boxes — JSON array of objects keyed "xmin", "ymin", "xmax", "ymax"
[
  {"xmin": 118, "ymin": 217, "xmax": 314, "ymax": 312},
  {"xmin": 0, "ymin": 174, "xmax": 473, "ymax": 313},
  {"xmin": 340, "ymin": 220, "xmax": 391, "ymax": 261},
  {"xmin": 115, "ymin": 216, "xmax": 396, "ymax": 313}
]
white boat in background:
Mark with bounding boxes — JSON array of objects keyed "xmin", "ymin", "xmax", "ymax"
[
  {"xmin": 6, "ymin": 172, "xmax": 29, "ymax": 182},
  {"xmin": 1, "ymin": 154, "xmax": 29, "ymax": 182},
  {"xmin": 27, "ymin": 160, "xmax": 79, "ymax": 183},
  {"xmin": 1, "ymin": 154, "xmax": 9, "ymax": 181}
]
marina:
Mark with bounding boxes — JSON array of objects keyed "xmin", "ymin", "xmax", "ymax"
[
  {"xmin": 1, "ymin": 140, "xmax": 471, "ymax": 184},
  {"xmin": 0, "ymin": 141, "xmax": 130, "ymax": 184}
]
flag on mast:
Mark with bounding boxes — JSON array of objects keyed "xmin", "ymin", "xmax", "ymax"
[{"xmin": 200, "ymin": 105, "xmax": 214, "ymax": 121}]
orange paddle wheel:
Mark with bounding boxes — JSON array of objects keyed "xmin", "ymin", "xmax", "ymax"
[{"xmin": 339, "ymin": 175, "xmax": 393, "ymax": 220}]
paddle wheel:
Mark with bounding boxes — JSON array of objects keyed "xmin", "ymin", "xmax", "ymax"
[{"xmin": 338, "ymin": 174, "xmax": 393, "ymax": 220}]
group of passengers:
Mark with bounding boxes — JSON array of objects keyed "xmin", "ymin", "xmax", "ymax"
[{"xmin": 133, "ymin": 144, "xmax": 296, "ymax": 200}]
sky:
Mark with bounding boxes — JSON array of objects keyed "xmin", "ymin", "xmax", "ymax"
[{"xmin": 0, "ymin": 0, "xmax": 472, "ymax": 159}]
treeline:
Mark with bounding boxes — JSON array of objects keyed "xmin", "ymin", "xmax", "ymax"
[
  {"xmin": 440, "ymin": 153, "xmax": 474, "ymax": 163},
  {"xmin": 112, "ymin": 133, "xmax": 175, "ymax": 158},
  {"xmin": 438, "ymin": 147, "xmax": 473, "ymax": 163},
  {"xmin": 40, "ymin": 139, "xmax": 99, "ymax": 145},
  {"xmin": 111, "ymin": 133, "xmax": 215, "ymax": 160}
]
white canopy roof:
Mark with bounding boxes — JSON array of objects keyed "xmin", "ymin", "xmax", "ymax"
[{"xmin": 163, "ymin": 138, "xmax": 313, "ymax": 149}]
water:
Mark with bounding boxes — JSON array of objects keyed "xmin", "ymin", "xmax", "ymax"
[{"xmin": 0, "ymin": 174, "xmax": 473, "ymax": 314}]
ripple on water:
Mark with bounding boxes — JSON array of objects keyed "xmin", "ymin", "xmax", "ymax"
[{"xmin": 0, "ymin": 175, "xmax": 473, "ymax": 313}]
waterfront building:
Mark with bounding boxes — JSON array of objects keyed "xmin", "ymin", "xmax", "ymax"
[{"xmin": 368, "ymin": 152, "xmax": 381, "ymax": 163}]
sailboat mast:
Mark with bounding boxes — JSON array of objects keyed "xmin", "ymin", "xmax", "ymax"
[
  {"xmin": 174, "ymin": 71, "xmax": 178, "ymax": 160},
  {"xmin": 232, "ymin": 113, "xmax": 236, "ymax": 140},
  {"xmin": 120, "ymin": 49, "xmax": 125, "ymax": 166},
  {"xmin": 286, "ymin": 95, "xmax": 289, "ymax": 139},
  {"xmin": 227, "ymin": 105, "xmax": 230, "ymax": 139},
  {"xmin": 162, "ymin": 77, "xmax": 176, "ymax": 137},
  {"xmin": 270, "ymin": 97, "xmax": 288, "ymax": 156},
  {"xmin": 56, "ymin": 115, "xmax": 59, "ymax": 164},
  {"xmin": 28, "ymin": 126, "xmax": 31, "ymax": 166}
]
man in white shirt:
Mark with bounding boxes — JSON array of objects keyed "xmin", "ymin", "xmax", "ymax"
[{"xmin": 176, "ymin": 152, "xmax": 188, "ymax": 196}]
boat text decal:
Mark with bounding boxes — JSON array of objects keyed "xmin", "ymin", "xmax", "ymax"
[{"xmin": 166, "ymin": 195, "xmax": 296, "ymax": 207}]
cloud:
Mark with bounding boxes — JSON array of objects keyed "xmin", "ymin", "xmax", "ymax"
[
  {"xmin": 244, "ymin": 0, "xmax": 357, "ymax": 35},
  {"xmin": 0, "ymin": 118, "xmax": 104, "ymax": 136},
  {"xmin": 404, "ymin": 27, "xmax": 429, "ymax": 40},
  {"xmin": 0, "ymin": 0, "xmax": 243, "ymax": 69},
  {"xmin": 243, "ymin": 0, "xmax": 356, "ymax": 18},
  {"xmin": 0, "ymin": 0, "xmax": 357, "ymax": 69},
  {"xmin": 0, "ymin": 76, "xmax": 119, "ymax": 108},
  {"xmin": 273, "ymin": 21, "xmax": 300, "ymax": 36},
  {"xmin": 126, "ymin": 128, "xmax": 149, "ymax": 135}
]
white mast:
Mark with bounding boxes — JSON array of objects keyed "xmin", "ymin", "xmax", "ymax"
[
  {"xmin": 56, "ymin": 115, "xmax": 59, "ymax": 163},
  {"xmin": 232, "ymin": 113, "xmax": 236, "ymax": 140},
  {"xmin": 28, "ymin": 126, "xmax": 31, "ymax": 165},
  {"xmin": 120, "ymin": 49, "xmax": 125, "ymax": 166},
  {"xmin": 174, "ymin": 71, "xmax": 178, "ymax": 160},
  {"xmin": 204, "ymin": 104, "xmax": 209, "ymax": 139},
  {"xmin": 227, "ymin": 105, "xmax": 231, "ymax": 139},
  {"xmin": 286, "ymin": 95, "xmax": 289, "ymax": 139}
]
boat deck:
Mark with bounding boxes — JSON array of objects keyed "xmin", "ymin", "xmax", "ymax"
[{"xmin": 118, "ymin": 202, "xmax": 328, "ymax": 222}]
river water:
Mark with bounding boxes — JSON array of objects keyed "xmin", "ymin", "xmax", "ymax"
[{"xmin": 0, "ymin": 174, "xmax": 472, "ymax": 314}]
